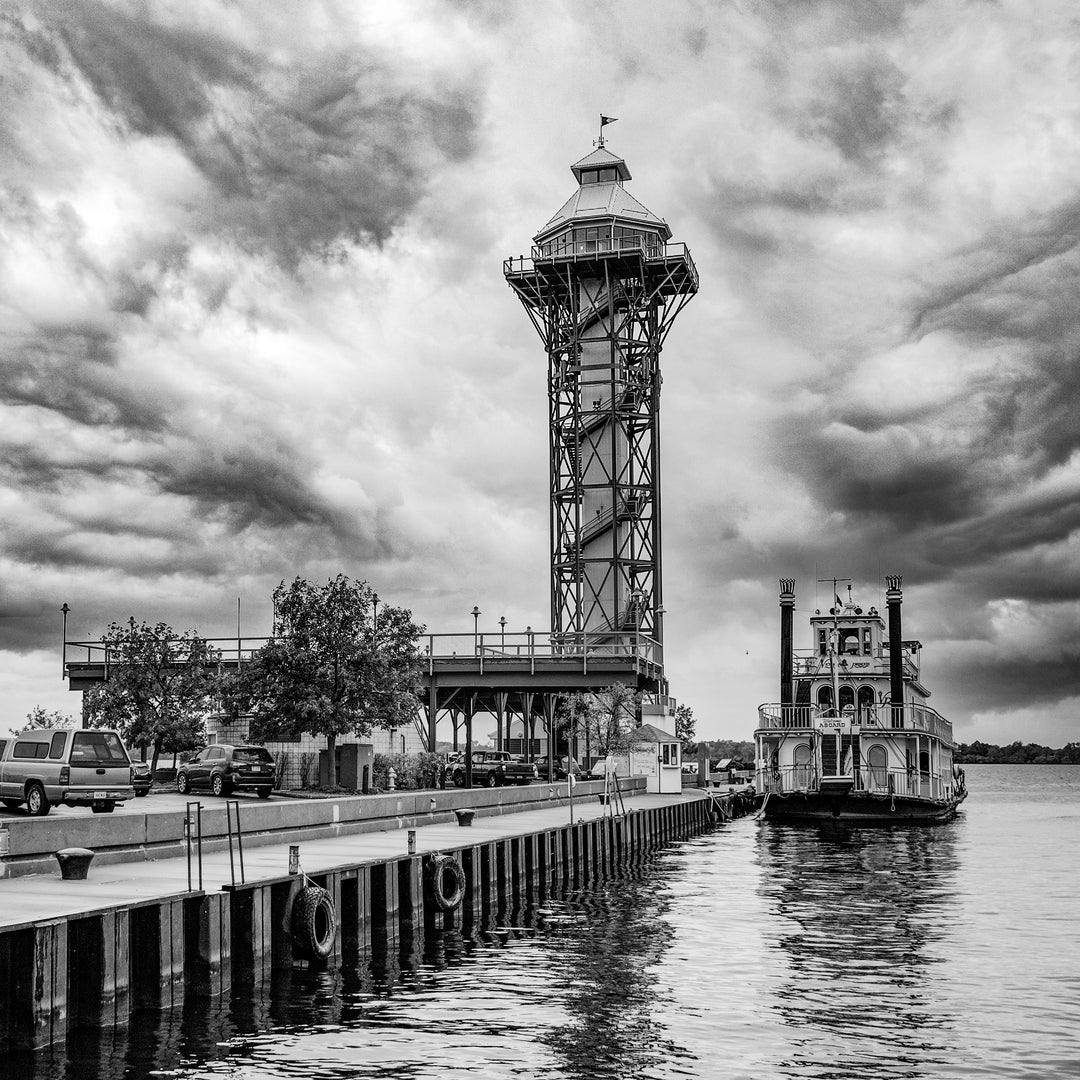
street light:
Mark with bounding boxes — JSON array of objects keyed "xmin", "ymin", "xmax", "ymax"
[
  {"xmin": 60, "ymin": 603, "xmax": 70, "ymax": 680},
  {"xmin": 499, "ymin": 615, "xmax": 507, "ymax": 653},
  {"xmin": 372, "ymin": 592, "xmax": 380, "ymax": 636},
  {"xmin": 471, "ymin": 606, "xmax": 481, "ymax": 655}
]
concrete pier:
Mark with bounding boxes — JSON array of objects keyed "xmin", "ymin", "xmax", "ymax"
[{"xmin": 0, "ymin": 786, "xmax": 756, "ymax": 1051}]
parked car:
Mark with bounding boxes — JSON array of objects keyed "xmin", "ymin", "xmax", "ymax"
[
  {"xmin": 130, "ymin": 757, "xmax": 152, "ymax": 796},
  {"xmin": 451, "ymin": 750, "xmax": 535, "ymax": 788},
  {"xmin": 0, "ymin": 727, "xmax": 135, "ymax": 816},
  {"xmin": 175, "ymin": 744, "xmax": 275, "ymax": 798},
  {"xmin": 534, "ymin": 756, "xmax": 583, "ymax": 781},
  {"xmin": 589, "ymin": 757, "xmax": 623, "ymax": 780}
]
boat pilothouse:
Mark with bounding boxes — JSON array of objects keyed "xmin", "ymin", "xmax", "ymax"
[{"xmin": 754, "ymin": 575, "xmax": 967, "ymax": 823}]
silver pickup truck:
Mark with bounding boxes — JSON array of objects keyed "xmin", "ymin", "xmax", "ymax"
[{"xmin": 0, "ymin": 727, "xmax": 135, "ymax": 816}]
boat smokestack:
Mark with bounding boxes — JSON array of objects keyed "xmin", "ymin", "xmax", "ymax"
[
  {"xmin": 886, "ymin": 575, "xmax": 904, "ymax": 727},
  {"xmin": 780, "ymin": 578, "xmax": 795, "ymax": 712}
]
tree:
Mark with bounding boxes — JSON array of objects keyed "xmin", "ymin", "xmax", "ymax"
[
  {"xmin": 674, "ymin": 703, "xmax": 695, "ymax": 744},
  {"xmin": 244, "ymin": 575, "xmax": 424, "ymax": 784},
  {"xmin": 11, "ymin": 706, "xmax": 76, "ymax": 737},
  {"xmin": 567, "ymin": 684, "xmax": 643, "ymax": 763},
  {"xmin": 82, "ymin": 619, "xmax": 218, "ymax": 773}
]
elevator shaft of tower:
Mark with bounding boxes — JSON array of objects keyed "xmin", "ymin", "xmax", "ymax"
[{"xmin": 504, "ymin": 142, "xmax": 698, "ymax": 676}]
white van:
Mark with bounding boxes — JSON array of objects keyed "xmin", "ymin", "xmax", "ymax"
[{"xmin": 0, "ymin": 728, "xmax": 135, "ymax": 816}]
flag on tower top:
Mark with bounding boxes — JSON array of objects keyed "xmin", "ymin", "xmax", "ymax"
[{"xmin": 600, "ymin": 114, "xmax": 617, "ymax": 126}]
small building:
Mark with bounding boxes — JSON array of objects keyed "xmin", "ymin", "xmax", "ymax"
[{"xmin": 627, "ymin": 722, "xmax": 683, "ymax": 794}]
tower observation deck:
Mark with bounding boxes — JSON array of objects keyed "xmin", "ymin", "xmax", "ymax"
[{"xmin": 504, "ymin": 143, "xmax": 698, "ymax": 680}]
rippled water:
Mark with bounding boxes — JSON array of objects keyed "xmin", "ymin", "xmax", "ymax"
[{"xmin": 32, "ymin": 765, "xmax": 1080, "ymax": 1079}]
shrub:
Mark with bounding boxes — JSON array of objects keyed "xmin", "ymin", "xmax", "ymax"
[{"xmin": 372, "ymin": 751, "xmax": 444, "ymax": 791}]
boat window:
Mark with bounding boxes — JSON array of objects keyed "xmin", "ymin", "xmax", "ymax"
[
  {"xmin": 839, "ymin": 686, "xmax": 855, "ymax": 711},
  {"xmin": 818, "ymin": 629, "xmax": 828, "ymax": 656},
  {"xmin": 839, "ymin": 629, "xmax": 860, "ymax": 655},
  {"xmin": 857, "ymin": 686, "xmax": 876, "ymax": 717},
  {"xmin": 919, "ymin": 750, "xmax": 931, "ymax": 775},
  {"xmin": 862, "ymin": 628, "xmax": 872, "ymax": 654},
  {"xmin": 817, "ymin": 686, "xmax": 833, "ymax": 709},
  {"xmin": 793, "ymin": 744, "xmax": 812, "ymax": 765}
]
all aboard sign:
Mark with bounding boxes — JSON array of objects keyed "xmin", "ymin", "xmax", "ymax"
[{"xmin": 818, "ymin": 717, "xmax": 851, "ymax": 735}]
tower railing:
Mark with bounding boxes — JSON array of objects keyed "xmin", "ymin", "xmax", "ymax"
[{"xmin": 504, "ymin": 240, "xmax": 697, "ymax": 278}]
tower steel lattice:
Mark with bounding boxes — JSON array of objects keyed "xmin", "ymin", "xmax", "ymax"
[{"xmin": 504, "ymin": 143, "xmax": 698, "ymax": 673}]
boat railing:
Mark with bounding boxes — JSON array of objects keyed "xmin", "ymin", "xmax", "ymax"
[
  {"xmin": 758, "ymin": 764, "xmax": 955, "ymax": 800},
  {"xmin": 791, "ymin": 650, "xmax": 921, "ymax": 679},
  {"xmin": 756, "ymin": 704, "xmax": 816, "ymax": 729},
  {"xmin": 757, "ymin": 702, "xmax": 953, "ymax": 743}
]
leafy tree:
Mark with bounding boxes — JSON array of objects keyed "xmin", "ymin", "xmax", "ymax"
[
  {"xmin": 566, "ymin": 684, "xmax": 643, "ymax": 763},
  {"xmin": 11, "ymin": 706, "xmax": 76, "ymax": 736},
  {"xmin": 244, "ymin": 575, "xmax": 424, "ymax": 783},
  {"xmin": 674, "ymin": 703, "xmax": 695, "ymax": 744},
  {"xmin": 82, "ymin": 619, "xmax": 218, "ymax": 773}
]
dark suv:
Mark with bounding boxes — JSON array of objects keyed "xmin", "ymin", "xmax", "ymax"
[{"xmin": 176, "ymin": 744, "xmax": 275, "ymax": 798}]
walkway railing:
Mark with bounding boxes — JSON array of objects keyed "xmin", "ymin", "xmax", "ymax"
[{"xmin": 65, "ymin": 628, "xmax": 663, "ymax": 680}]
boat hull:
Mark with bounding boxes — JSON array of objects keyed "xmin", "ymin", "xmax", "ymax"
[{"xmin": 757, "ymin": 789, "xmax": 965, "ymax": 825}]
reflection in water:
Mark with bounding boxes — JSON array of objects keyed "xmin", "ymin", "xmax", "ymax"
[
  {"xmin": 757, "ymin": 822, "xmax": 961, "ymax": 1079},
  {"xmin": 537, "ymin": 867, "xmax": 689, "ymax": 1079}
]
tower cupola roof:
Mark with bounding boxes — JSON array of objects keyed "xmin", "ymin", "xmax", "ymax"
[
  {"xmin": 570, "ymin": 146, "xmax": 632, "ymax": 182},
  {"xmin": 534, "ymin": 143, "xmax": 670, "ymax": 244}
]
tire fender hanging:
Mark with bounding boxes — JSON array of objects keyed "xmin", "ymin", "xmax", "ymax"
[
  {"xmin": 427, "ymin": 853, "xmax": 466, "ymax": 912},
  {"xmin": 291, "ymin": 884, "xmax": 337, "ymax": 960}
]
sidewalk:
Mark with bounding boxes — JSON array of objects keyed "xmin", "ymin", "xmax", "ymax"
[{"xmin": 0, "ymin": 789, "xmax": 709, "ymax": 931}]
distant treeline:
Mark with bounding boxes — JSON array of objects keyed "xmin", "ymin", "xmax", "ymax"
[
  {"xmin": 955, "ymin": 741, "xmax": 1080, "ymax": 764},
  {"xmin": 686, "ymin": 739, "xmax": 756, "ymax": 764}
]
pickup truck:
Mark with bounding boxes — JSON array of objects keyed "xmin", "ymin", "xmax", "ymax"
[
  {"xmin": 0, "ymin": 727, "xmax": 135, "ymax": 816},
  {"xmin": 451, "ymin": 751, "xmax": 536, "ymax": 788}
]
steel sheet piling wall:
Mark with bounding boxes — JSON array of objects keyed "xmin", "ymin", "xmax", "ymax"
[{"xmin": 0, "ymin": 795, "xmax": 737, "ymax": 1052}]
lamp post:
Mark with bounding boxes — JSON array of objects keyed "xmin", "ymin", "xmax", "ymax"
[
  {"xmin": 372, "ymin": 592, "xmax": 380, "ymax": 637},
  {"xmin": 60, "ymin": 603, "xmax": 70, "ymax": 680},
  {"xmin": 499, "ymin": 615, "xmax": 507, "ymax": 653},
  {"xmin": 471, "ymin": 605, "xmax": 481, "ymax": 655}
]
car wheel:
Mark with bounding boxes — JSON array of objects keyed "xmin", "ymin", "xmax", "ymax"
[
  {"xmin": 257, "ymin": 787, "xmax": 272, "ymax": 799},
  {"xmin": 211, "ymin": 773, "xmax": 227, "ymax": 797},
  {"xmin": 452, "ymin": 770, "xmax": 464, "ymax": 787},
  {"xmin": 486, "ymin": 773, "xmax": 498, "ymax": 788},
  {"xmin": 2, "ymin": 798, "xmax": 21, "ymax": 810},
  {"xmin": 135, "ymin": 788, "xmax": 149, "ymax": 797},
  {"xmin": 176, "ymin": 773, "xmax": 190, "ymax": 795},
  {"xmin": 26, "ymin": 782, "xmax": 50, "ymax": 817},
  {"xmin": 92, "ymin": 804, "xmax": 115, "ymax": 814}
]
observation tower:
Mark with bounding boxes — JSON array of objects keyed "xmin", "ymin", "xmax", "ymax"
[{"xmin": 504, "ymin": 133, "xmax": 698, "ymax": 674}]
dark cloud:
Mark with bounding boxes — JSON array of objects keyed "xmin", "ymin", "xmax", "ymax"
[
  {"xmin": 945, "ymin": 653, "xmax": 1080, "ymax": 715},
  {"xmin": 34, "ymin": 3, "xmax": 481, "ymax": 268},
  {"xmin": 806, "ymin": 55, "xmax": 904, "ymax": 163},
  {"xmin": 4, "ymin": 327, "xmax": 164, "ymax": 431}
]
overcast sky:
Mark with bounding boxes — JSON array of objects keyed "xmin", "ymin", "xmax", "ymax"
[{"xmin": 2, "ymin": 0, "xmax": 1078, "ymax": 745}]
